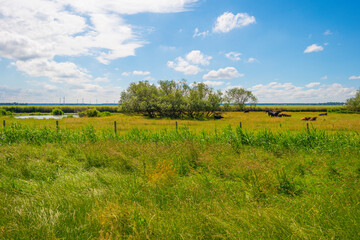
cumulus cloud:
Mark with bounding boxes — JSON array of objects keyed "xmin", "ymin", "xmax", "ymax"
[
  {"xmin": 249, "ymin": 82, "xmax": 355, "ymax": 103},
  {"xmin": 133, "ymin": 70, "xmax": 151, "ymax": 76},
  {"xmin": 202, "ymin": 80, "xmax": 225, "ymax": 87},
  {"xmin": 349, "ymin": 75, "xmax": 360, "ymax": 80},
  {"xmin": 0, "ymin": 0, "xmax": 196, "ymax": 97},
  {"xmin": 247, "ymin": 57, "xmax": 258, "ymax": 63},
  {"xmin": 186, "ymin": 50, "xmax": 212, "ymax": 65},
  {"xmin": 167, "ymin": 50, "xmax": 211, "ymax": 75},
  {"xmin": 213, "ymin": 12, "xmax": 256, "ymax": 33},
  {"xmin": 305, "ymin": 82, "xmax": 320, "ymax": 88},
  {"xmin": 193, "ymin": 28, "xmax": 209, "ymax": 38},
  {"xmin": 203, "ymin": 67, "xmax": 243, "ymax": 80},
  {"xmin": 225, "ymin": 52, "xmax": 242, "ymax": 61},
  {"xmin": 304, "ymin": 44, "xmax": 324, "ymax": 53}
]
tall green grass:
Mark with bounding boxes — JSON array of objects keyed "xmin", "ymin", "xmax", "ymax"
[{"xmin": 1, "ymin": 123, "xmax": 359, "ymax": 153}]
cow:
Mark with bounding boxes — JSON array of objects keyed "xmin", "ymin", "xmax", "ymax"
[
  {"xmin": 301, "ymin": 117, "xmax": 311, "ymax": 121},
  {"xmin": 319, "ymin": 113, "xmax": 327, "ymax": 116},
  {"xmin": 266, "ymin": 110, "xmax": 282, "ymax": 117},
  {"xmin": 309, "ymin": 117, "xmax": 317, "ymax": 121},
  {"xmin": 214, "ymin": 114, "xmax": 224, "ymax": 120},
  {"xmin": 280, "ymin": 113, "xmax": 291, "ymax": 117},
  {"xmin": 244, "ymin": 110, "xmax": 250, "ymax": 113}
]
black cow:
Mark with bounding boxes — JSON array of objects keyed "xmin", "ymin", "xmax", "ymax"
[
  {"xmin": 319, "ymin": 113, "xmax": 327, "ymax": 116},
  {"xmin": 266, "ymin": 110, "xmax": 282, "ymax": 117}
]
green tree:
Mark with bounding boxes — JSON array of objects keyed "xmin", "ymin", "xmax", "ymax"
[
  {"xmin": 119, "ymin": 81, "xmax": 159, "ymax": 118},
  {"xmin": 225, "ymin": 88, "xmax": 257, "ymax": 110},
  {"xmin": 346, "ymin": 89, "xmax": 360, "ymax": 111},
  {"xmin": 51, "ymin": 108, "xmax": 64, "ymax": 115}
]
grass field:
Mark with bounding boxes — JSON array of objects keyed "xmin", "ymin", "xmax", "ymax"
[
  {"xmin": 0, "ymin": 112, "xmax": 359, "ymax": 239},
  {"xmin": 1, "ymin": 111, "xmax": 360, "ymax": 132}
]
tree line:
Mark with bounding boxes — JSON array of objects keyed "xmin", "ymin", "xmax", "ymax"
[{"xmin": 118, "ymin": 80, "xmax": 257, "ymax": 118}]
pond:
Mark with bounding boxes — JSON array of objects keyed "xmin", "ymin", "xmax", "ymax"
[{"xmin": 14, "ymin": 114, "xmax": 79, "ymax": 119}]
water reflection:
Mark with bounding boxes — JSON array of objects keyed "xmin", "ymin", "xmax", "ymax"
[{"xmin": 14, "ymin": 114, "xmax": 79, "ymax": 119}]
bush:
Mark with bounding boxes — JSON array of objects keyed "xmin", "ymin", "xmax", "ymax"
[
  {"xmin": 99, "ymin": 111, "xmax": 111, "ymax": 117},
  {"xmin": 79, "ymin": 108, "xmax": 100, "ymax": 117},
  {"xmin": 51, "ymin": 108, "xmax": 64, "ymax": 115},
  {"xmin": 0, "ymin": 108, "xmax": 6, "ymax": 116}
]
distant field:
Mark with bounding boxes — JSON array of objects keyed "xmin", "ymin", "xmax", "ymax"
[{"xmin": 1, "ymin": 111, "xmax": 359, "ymax": 132}]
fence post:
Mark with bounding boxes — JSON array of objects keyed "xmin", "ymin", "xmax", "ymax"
[
  {"xmin": 56, "ymin": 120, "xmax": 59, "ymax": 131},
  {"xmin": 176, "ymin": 121, "xmax": 178, "ymax": 131},
  {"xmin": 306, "ymin": 123, "xmax": 309, "ymax": 130},
  {"xmin": 240, "ymin": 122, "xmax": 242, "ymax": 129},
  {"xmin": 3, "ymin": 120, "xmax": 5, "ymax": 128},
  {"xmin": 114, "ymin": 121, "xmax": 117, "ymax": 135}
]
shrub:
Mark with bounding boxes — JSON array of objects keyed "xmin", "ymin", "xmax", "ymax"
[
  {"xmin": 51, "ymin": 108, "xmax": 64, "ymax": 115},
  {"xmin": 99, "ymin": 111, "xmax": 111, "ymax": 117},
  {"xmin": 79, "ymin": 108, "xmax": 100, "ymax": 117},
  {"xmin": 0, "ymin": 108, "xmax": 6, "ymax": 116}
]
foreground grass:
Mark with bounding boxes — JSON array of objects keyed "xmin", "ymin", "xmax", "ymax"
[{"xmin": 0, "ymin": 124, "xmax": 359, "ymax": 239}]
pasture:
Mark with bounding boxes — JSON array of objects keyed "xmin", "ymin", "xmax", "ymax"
[
  {"xmin": 0, "ymin": 111, "xmax": 359, "ymax": 239},
  {"xmin": 1, "ymin": 111, "xmax": 360, "ymax": 132}
]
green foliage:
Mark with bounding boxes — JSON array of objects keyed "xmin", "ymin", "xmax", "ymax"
[
  {"xmin": 79, "ymin": 108, "xmax": 100, "ymax": 117},
  {"xmin": 51, "ymin": 108, "xmax": 64, "ymax": 115},
  {"xmin": 346, "ymin": 88, "xmax": 360, "ymax": 111},
  {"xmin": 225, "ymin": 87, "xmax": 257, "ymax": 110},
  {"xmin": 0, "ymin": 108, "xmax": 6, "ymax": 116},
  {"xmin": 119, "ymin": 80, "xmax": 224, "ymax": 118}
]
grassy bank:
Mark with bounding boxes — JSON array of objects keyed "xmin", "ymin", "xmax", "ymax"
[{"xmin": 0, "ymin": 136, "xmax": 359, "ymax": 239}]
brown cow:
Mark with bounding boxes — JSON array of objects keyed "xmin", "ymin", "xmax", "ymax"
[
  {"xmin": 309, "ymin": 117, "xmax": 317, "ymax": 121},
  {"xmin": 301, "ymin": 117, "xmax": 311, "ymax": 121}
]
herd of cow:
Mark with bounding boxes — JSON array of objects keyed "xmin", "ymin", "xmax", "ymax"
[
  {"xmin": 214, "ymin": 110, "xmax": 328, "ymax": 120},
  {"xmin": 265, "ymin": 110, "xmax": 327, "ymax": 121}
]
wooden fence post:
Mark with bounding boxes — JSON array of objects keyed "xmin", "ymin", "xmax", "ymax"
[
  {"xmin": 240, "ymin": 122, "xmax": 242, "ymax": 129},
  {"xmin": 114, "ymin": 121, "xmax": 117, "ymax": 135},
  {"xmin": 56, "ymin": 120, "xmax": 59, "ymax": 131},
  {"xmin": 3, "ymin": 120, "xmax": 5, "ymax": 128},
  {"xmin": 176, "ymin": 121, "xmax": 178, "ymax": 131},
  {"xmin": 306, "ymin": 123, "xmax": 309, "ymax": 130}
]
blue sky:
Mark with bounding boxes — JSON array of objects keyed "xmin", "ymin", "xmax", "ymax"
[{"xmin": 0, "ymin": 0, "xmax": 359, "ymax": 103}]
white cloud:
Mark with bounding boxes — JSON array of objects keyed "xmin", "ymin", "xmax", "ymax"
[
  {"xmin": 203, "ymin": 67, "xmax": 243, "ymax": 80},
  {"xmin": 122, "ymin": 72, "xmax": 131, "ymax": 76},
  {"xmin": 133, "ymin": 70, "xmax": 150, "ymax": 76},
  {"xmin": 193, "ymin": 28, "xmax": 209, "ymax": 38},
  {"xmin": 247, "ymin": 57, "xmax": 258, "ymax": 63},
  {"xmin": 168, "ymin": 50, "xmax": 211, "ymax": 75},
  {"xmin": 321, "ymin": 75, "xmax": 328, "ymax": 80},
  {"xmin": 0, "ymin": 0, "xmax": 197, "ymax": 96},
  {"xmin": 167, "ymin": 57, "xmax": 201, "ymax": 75},
  {"xmin": 304, "ymin": 44, "xmax": 324, "ymax": 53},
  {"xmin": 186, "ymin": 50, "xmax": 212, "ymax": 65},
  {"xmin": 305, "ymin": 82, "xmax": 320, "ymax": 88},
  {"xmin": 250, "ymin": 82, "xmax": 355, "ymax": 103},
  {"xmin": 213, "ymin": 12, "xmax": 256, "ymax": 33},
  {"xmin": 324, "ymin": 30, "xmax": 333, "ymax": 35},
  {"xmin": 349, "ymin": 75, "xmax": 360, "ymax": 80},
  {"xmin": 225, "ymin": 52, "xmax": 242, "ymax": 61},
  {"xmin": 95, "ymin": 77, "xmax": 110, "ymax": 82},
  {"xmin": 202, "ymin": 80, "xmax": 225, "ymax": 87}
]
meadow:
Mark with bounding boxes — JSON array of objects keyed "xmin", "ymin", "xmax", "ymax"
[{"xmin": 0, "ymin": 110, "xmax": 359, "ymax": 239}]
